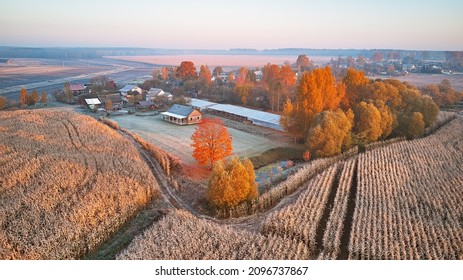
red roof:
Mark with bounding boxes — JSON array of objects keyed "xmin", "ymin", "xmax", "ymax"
[{"xmin": 70, "ymin": 84, "xmax": 85, "ymax": 91}]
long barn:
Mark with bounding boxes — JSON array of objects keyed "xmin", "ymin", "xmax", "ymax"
[{"xmin": 190, "ymin": 98, "xmax": 283, "ymax": 131}]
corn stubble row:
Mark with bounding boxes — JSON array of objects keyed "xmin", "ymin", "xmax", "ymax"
[
  {"xmin": 349, "ymin": 117, "xmax": 463, "ymax": 259},
  {"xmin": 0, "ymin": 110, "xmax": 158, "ymax": 259},
  {"xmin": 117, "ymin": 210, "xmax": 309, "ymax": 260}
]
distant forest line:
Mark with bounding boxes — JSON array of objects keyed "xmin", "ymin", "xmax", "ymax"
[{"xmin": 0, "ymin": 46, "xmax": 451, "ymax": 60}]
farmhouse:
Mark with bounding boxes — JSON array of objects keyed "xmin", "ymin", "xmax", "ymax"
[
  {"xmin": 70, "ymin": 84, "xmax": 86, "ymax": 95},
  {"xmin": 146, "ymin": 88, "xmax": 173, "ymax": 101},
  {"xmin": 119, "ymin": 85, "xmax": 143, "ymax": 96},
  {"xmin": 161, "ymin": 104, "xmax": 202, "ymax": 125}
]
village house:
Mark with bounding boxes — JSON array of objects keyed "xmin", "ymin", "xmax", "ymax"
[
  {"xmin": 119, "ymin": 85, "xmax": 143, "ymax": 97},
  {"xmin": 161, "ymin": 104, "xmax": 202, "ymax": 125},
  {"xmin": 146, "ymin": 88, "xmax": 173, "ymax": 101},
  {"xmin": 70, "ymin": 84, "xmax": 86, "ymax": 95},
  {"xmin": 99, "ymin": 94, "xmax": 125, "ymax": 110}
]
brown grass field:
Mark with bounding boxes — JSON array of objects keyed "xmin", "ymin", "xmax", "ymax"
[{"xmin": 0, "ymin": 109, "xmax": 158, "ymax": 259}]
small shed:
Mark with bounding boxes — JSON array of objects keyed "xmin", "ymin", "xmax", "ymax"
[
  {"xmin": 161, "ymin": 104, "xmax": 202, "ymax": 125},
  {"xmin": 85, "ymin": 98, "xmax": 101, "ymax": 110}
]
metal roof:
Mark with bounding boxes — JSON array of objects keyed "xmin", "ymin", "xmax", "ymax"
[
  {"xmin": 208, "ymin": 103, "xmax": 282, "ymax": 131},
  {"xmin": 166, "ymin": 104, "xmax": 195, "ymax": 117},
  {"xmin": 119, "ymin": 85, "xmax": 141, "ymax": 92},
  {"xmin": 161, "ymin": 111, "xmax": 188, "ymax": 119},
  {"xmin": 85, "ymin": 98, "xmax": 101, "ymax": 105},
  {"xmin": 190, "ymin": 98, "xmax": 217, "ymax": 109},
  {"xmin": 148, "ymin": 88, "xmax": 164, "ymax": 95}
]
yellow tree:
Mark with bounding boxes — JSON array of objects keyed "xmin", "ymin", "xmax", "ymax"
[
  {"xmin": 207, "ymin": 156, "xmax": 258, "ymax": 208},
  {"xmin": 40, "ymin": 92, "xmax": 47, "ymax": 104},
  {"xmin": 407, "ymin": 112, "xmax": 425, "ymax": 139},
  {"xmin": 283, "ymin": 66, "xmax": 344, "ymax": 137},
  {"xmin": 374, "ymin": 100, "xmax": 395, "ymax": 139},
  {"xmin": 19, "ymin": 87, "xmax": 28, "ymax": 107},
  {"xmin": 342, "ymin": 68, "xmax": 369, "ymax": 108},
  {"xmin": 161, "ymin": 66, "xmax": 169, "ymax": 80},
  {"xmin": 234, "ymin": 83, "xmax": 253, "ymax": 105},
  {"xmin": 28, "ymin": 90, "xmax": 39, "ymax": 105},
  {"xmin": 235, "ymin": 66, "xmax": 248, "ymax": 85},
  {"xmin": 0, "ymin": 96, "xmax": 6, "ymax": 109},
  {"xmin": 262, "ymin": 64, "xmax": 281, "ymax": 111},
  {"xmin": 105, "ymin": 99, "xmax": 113, "ymax": 111},
  {"xmin": 199, "ymin": 65, "xmax": 212, "ymax": 86},
  {"xmin": 306, "ymin": 109, "xmax": 353, "ymax": 157},
  {"xmin": 353, "ymin": 101, "xmax": 383, "ymax": 144},
  {"xmin": 191, "ymin": 117, "xmax": 233, "ymax": 166}
]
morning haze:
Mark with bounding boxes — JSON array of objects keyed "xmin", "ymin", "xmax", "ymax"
[{"xmin": 1, "ymin": 0, "xmax": 462, "ymax": 50}]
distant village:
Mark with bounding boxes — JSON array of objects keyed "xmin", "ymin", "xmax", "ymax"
[{"xmin": 50, "ymin": 51, "xmax": 462, "ymax": 126}]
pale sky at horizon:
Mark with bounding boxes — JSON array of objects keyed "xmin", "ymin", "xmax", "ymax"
[{"xmin": 1, "ymin": 0, "xmax": 462, "ymax": 50}]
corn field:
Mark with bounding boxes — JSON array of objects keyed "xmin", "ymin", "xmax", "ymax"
[
  {"xmin": 260, "ymin": 164, "xmax": 338, "ymax": 255},
  {"xmin": 349, "ymin": 117, "xmax": 463, "ymax": 259},
  {"xmin": 117, "ymin": 210, "xmax": 309, "ymax": 260},
  {"xmin": 119, "ymin": 117, "xmax": 462, "ymax": 260},
  {"xmin": 0, "ymin": 109, "xmax": 158, "ymax": 259}
]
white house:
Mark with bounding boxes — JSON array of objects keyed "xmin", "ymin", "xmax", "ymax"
[
  {"xmin": 146, "ymin": 88, "xmax": 173, "ymax": 101},
  {"xmin": 119, "ymin": 85, "xmax": 142, "ymax": 96}
]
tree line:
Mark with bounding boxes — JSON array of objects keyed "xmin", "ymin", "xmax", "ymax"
[
  {"xmin": 281, "ymin": 67, "xmax": 441, "ymax": 157},
  {"xmin": 0, "ymin": 88, "xmax": 47, "ymax": 110}
]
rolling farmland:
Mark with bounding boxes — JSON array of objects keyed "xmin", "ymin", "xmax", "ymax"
[{"xmin": 0, "ymin": 109, "xmax": 158, "ymax": 259}]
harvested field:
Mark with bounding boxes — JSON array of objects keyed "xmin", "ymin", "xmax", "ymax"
[
  {"xmin": 117, "ymin": 117, "xmax": 463, "ymax": 260},
  {"xmin": 117, "ymin": 210, "xmax": 309, "ymax": 260},
  {"xmin": 112, "ymin": 114, "xmax": 283, "ymax": 164},
  {"xmin": 368, "ymin": 73, "xmax": 463, "ymax": 91},
  {"xmin": 0, "ymin": 109, "xmax": 158, "ymax": 259},
  {"xmin": 349, "ymin": 117, "xmax": 463, "ymax": 259}
]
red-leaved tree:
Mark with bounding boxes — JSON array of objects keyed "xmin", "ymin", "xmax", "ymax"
[{"xmin": 191, "ymin": 117, "xmax": 233, "ymax": 166}]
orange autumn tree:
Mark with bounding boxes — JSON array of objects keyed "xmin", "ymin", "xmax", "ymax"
[
  {"xmin": 191, "ymin": 117, "xmax": 233, "ymax": 166},
  {"xmin": 199, "ymin": 65, "xmax": 212, "ymax": 86},
  {"xmin": 281, "ymin": 66, "xmax": 345, "ymax": 138},
  {"xmin": 207, "ymin": 156, "xmax": 258, "ymax": 208}
]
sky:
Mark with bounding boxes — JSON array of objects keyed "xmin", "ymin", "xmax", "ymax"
[{"xmin": 1, "ymin": 0, "xmax": 462, "ymax": 50}]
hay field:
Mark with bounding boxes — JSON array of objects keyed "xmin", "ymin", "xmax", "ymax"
[{"xmin": 0, "ymin": 109, "xmax": 158, "ymax": 259}]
